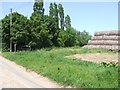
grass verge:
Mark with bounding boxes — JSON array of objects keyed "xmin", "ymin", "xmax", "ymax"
[{"xmin": 2, "ymin": 47, "xmax": 118, "ymax": 88}]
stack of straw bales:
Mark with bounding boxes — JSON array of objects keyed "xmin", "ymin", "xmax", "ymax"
[{"xmin": 85, "ymin": 30, "xmax": 120, "ymax": 51}]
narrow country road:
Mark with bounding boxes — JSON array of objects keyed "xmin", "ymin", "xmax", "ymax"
[{"xmin": 0, "ymin": 56, "xmax": 60, "ymax": 88}]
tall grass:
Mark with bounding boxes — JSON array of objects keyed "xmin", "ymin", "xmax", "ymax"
[{"xmin": 2, "ymin": 47, "xmax": 118, "ymax": 88}]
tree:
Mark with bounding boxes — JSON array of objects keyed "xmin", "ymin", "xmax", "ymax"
[
  {"xmin": 49, "ymin": 3, "xmax": 59, "ymax": 46},
  {"xmin": 29, "ymin": 12, "xmax": 42, "ymax": 49},
  {"xmin": 65, "ymin": 15, "xmax": 71, "ymax": 29},
  {"xmin": 53, "ymin": 3, "xmax": 59, "ymax": 30},
  {"xmin": 33, "ymin": 0, "xmax": 44, "ymax": 15},
  {"xmin": 58, "ymin": 4, "xmax": 64, "ymax": 30},
  {"xmin": 44, "ymin": 15, "xmax": 58, "ymax": 46},
  {"xmin": 57, "ymin": 30, "xmax": 67, "ymax": 47},
  {"xmin": 65, "ymin": 27, "xmax": 77, "ymax": 47},
  {"xmin": 49, "ymin": 3, "xmax": 54, "ymax": 18},
  {"xmin": 39, "ymin": 15, "xmax": 54, "ymax": 48},
  {"xmin": 2, "ymin": 15, "xmax": 10, "ymax": 51},
  {"xmin": 29, "ymin": 0, "xmax": 46, "ymax": 49},
  {"xmin": 76, "ymin": 30, "xmax": 92, "ymax": 46},
  {"xmin": 2, "ymin": 12, "xmax": 29, "ymax": 51}
]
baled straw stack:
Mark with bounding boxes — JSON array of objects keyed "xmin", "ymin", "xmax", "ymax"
[{"xmin": 85, "ymin": 30, "xmax": 120, "ymax": 52}]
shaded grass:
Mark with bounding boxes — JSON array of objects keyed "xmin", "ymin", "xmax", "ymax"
[{"xmin": 2, "ymin": 47, "xmax": 118, "ymax": 88}]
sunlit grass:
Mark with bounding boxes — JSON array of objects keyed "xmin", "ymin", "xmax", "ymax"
[{"xmin": 2, "ymin": 47, "xmax": 118, "ymax": 88}]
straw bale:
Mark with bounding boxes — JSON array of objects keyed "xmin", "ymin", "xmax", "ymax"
[
  {"xmin": 92, "ymin": 36, "xmax": 120, "ymax": 40},
  {"xmin": 85, "ymin": 45, "xmax": 120, "ymax": 51},
  {"xmin": 88, "ymin": 40, "xmax": 119, "ymax": 45},
  {"xmin": 111, "ymin": 45, "xmax": 118, "ymax": 51},
  {"xmin": 88, "ymin": 40, "xmax": 104, "ymax": 45},
  {"xmin": 95, "ymin": 30, "xmax": 120, "ymax": 36}
]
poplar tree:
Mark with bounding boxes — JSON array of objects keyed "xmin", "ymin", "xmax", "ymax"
[
  {"xmin": 53, "ymin": 3, "xmax": 59, "ymax": 30},
  {"xmin": 49, "ymin": 3, "xmax": 54, "ymax": 18},
  {"xmin": 65, "ymin": 15, "xmax": 71, "ymax": 29},
  {"xmin": 33, "ymin": 0, "xmax": 44, "ymax": 15},
  {"xmin": 58, "ymin": 4, "xmax": 64, "ymax": 30}
]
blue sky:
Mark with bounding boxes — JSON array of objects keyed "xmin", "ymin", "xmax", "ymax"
[{"xmin": 1, "ymin": 1, "xmax": 118, "ymax": 36}]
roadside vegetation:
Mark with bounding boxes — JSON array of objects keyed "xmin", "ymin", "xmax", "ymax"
[{"xmin": 2, "ymin": 47, "xmax": 118, "ymax": 88}]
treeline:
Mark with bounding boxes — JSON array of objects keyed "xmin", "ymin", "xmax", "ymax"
[{"xmin": 1, "ymin": 0, "xmax": 91, "ymax": 51}]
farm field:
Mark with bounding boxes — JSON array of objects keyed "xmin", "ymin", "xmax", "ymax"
[{"xmin": 2, "ymin": 47, "xmax": 118, "ymax": 88}]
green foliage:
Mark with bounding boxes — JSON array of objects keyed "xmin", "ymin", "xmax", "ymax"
[
  {"xmin": 2, "ymin": 15, "xmax": 10, "ymax": 51},
  {"xmin": 53, "ymin": 3, "xmax": 59, "ymax": 30},
  {"xmin": 65, "ymin": 15, "xmax": 71, "ymax": 29},
  {"xmin": 57, "ymin": 30, "xmax": 67, "ymax": 47},
  {"xmin": 57, "ymin": 27, "xmax": 91, "ymax": 47},
  {"xmin": 2, "ymin": 0, "xmax": 92, "ymax": 51},
  {"xmin": 58, "ymin": 4, "xmax": 64, "ymax": 30},
  {"xmin": 76, "ymin": 30, "xmax": 92, "ymax": 46},
  {"xmin": 2, "ymin": 47, "xmax": 118, "ymax": 88},
  {"xmin": 2, "ymin": 12, "xmax": 29, "ymax": 51},
  {"xmin": 33, "ymin": 0, "xmax": 44, "ymax": 15},
  {"xmin": 65, "ymin": 27, "xmax": 77, "ymax": 47},
  {"xmin": 49, "ymin": 3, "xmax": 54, "ymax": 18},
  {"xmin": 39, "ymin": 29, "xmax": 53, "ymax": 48}
]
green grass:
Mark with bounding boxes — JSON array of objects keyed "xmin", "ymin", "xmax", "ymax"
[{"xmin": 2, "ymin": 47, "xmax": 118, "ymax": 88}]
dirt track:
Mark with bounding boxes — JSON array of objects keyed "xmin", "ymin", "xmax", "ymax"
[
  {"xmin": 66, "ymin": 53, "xmax": 118, "ymax": 64},
  {"xmin": 0, "ymin": 56, "xmax": 60, "ymax": 88}
]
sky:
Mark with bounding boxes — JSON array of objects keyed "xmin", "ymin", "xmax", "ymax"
[{"xmin": 0, "ymin": 0, "xmax": 118, "ymax": 36}]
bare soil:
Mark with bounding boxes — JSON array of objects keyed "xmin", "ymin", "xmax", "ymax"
[{"xmin": 66, "ymin": 53, "xmax": 118, "ymax": 64}]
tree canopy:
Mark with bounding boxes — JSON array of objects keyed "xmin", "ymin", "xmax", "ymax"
[{"xmin": 2, "ymin": 0, "xmax": 91, "ymax": 52}]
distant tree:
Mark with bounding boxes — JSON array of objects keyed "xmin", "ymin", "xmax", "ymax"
[
  {"xmin": 76, "ymin": 30, "xmax": 92, "ymax": 46},
  {"xmin": 49, "ymin": 3, "xmax": 54, "ymax": 18},
  {"xmin": 65, "ymin": 27, "xmax": 77, "ymax": 47},
  {"xmin": 33, "ymin": 0, "xmax": 44, "ymax": 15},
  {"xmin": 58, "ymin": 4, "xmax": 64, "ymax": 30},
  {"xmin": 65, "ymin": 15, "xmax": 71, "ymax": 29},
  {"xmin": 57, "ymin": 30, "xmax": 67, "ymax": 47},
  {"xmin": 53, "ymin": 3, "xmax": 59, "ymax": 30}
]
